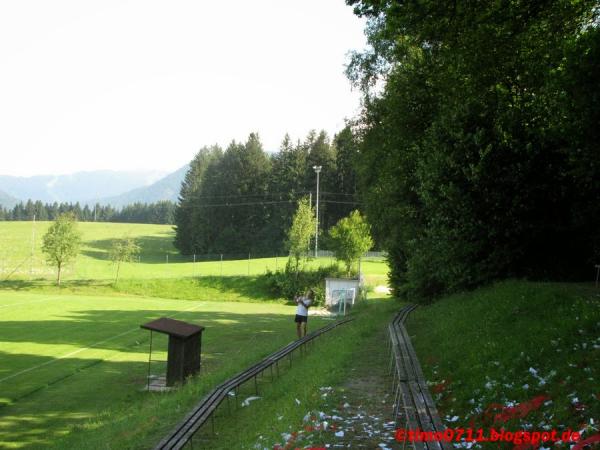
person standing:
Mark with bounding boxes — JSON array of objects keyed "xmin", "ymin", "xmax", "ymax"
[{"xmin": 294, "ymin": 289, "xmax": 313, "ymax": 339}]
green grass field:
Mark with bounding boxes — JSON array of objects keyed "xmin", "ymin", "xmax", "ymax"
[
  {"xmin": 0, "ymin": 292, "xmax": 335, "ymax": 448},
  {"xmin": 6, "ymin": 221, "xmax": 595, "ymax": 450},
  {"xmin": 0, "ymin": 221, "xmax": 391, "ymax": 448},
  {"xmin": 0, "ymin": 221, "xmax": 388, "ymax": 283}
]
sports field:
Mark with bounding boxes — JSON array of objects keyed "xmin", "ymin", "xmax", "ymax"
[{"xmin": 0, "ymin": 292, "xmax": 332, "ymax": 448}]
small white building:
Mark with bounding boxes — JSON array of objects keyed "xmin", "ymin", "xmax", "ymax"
[{"xmin": 325, "ymin": 277, "xmax": 363, "ymax": 315}]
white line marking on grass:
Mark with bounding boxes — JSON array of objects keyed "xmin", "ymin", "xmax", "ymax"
[
  {"xmin": 0, "ymin": 302, "xmax": 206, "ymax": 384},
  {"xmin": 0, "ymin": 298, "xmax": 56, "ymax": 309}
]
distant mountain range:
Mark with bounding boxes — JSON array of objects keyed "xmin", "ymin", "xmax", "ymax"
[
  {"xmin": 0, "ymin": 166, "xmax": 189, "ymax": 209},
  {"xmin": 0, "ymin": 189, "xmax": 19, "ymax": 209},
  {"xmin": 97, "ymin": 165, "xmax": 188, "ymax": 208}
]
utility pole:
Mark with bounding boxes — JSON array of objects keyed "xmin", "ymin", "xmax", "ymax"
[
  {"xmin": 30, "ymin": 214, "xmax": 36, "ymax": 276},
  {"xmin": 313, "ymin": 165, "xmax": 322, "ymax": 258}
]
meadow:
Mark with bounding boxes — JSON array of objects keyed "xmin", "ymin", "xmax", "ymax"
[
  {"xmin": 0, "ymin": 221, "xmax": 388, "ymax": 283},
  {"xmin": 0, "ymin": 221, "xmax": 391, "ymax": 449}
]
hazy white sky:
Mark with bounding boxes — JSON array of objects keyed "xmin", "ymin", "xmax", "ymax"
[{"xmin": 0, "ymin": 1, "xmax": 366, "ymax": 177}]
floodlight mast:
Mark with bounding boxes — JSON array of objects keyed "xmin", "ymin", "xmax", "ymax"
[{"xmin": 313, "ymin": 165, "xmax": 322, "ymax": 258}]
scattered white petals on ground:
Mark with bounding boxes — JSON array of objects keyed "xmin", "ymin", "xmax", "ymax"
[
  {"xmin": 241, "ymin": 396, "xmax": 261, "ymax": 407},
  {"xmin": 454, "ymin": 440, "xmax": 475, "ymax": 449},
  {"xmin": 266, "ymin": 385, "xmax": 401, "ymax": 450}
]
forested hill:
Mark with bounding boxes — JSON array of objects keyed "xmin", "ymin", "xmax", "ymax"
[
  {"xmin": 0, "ymin": 200, "xmax": 176, "ymax": 224},
  {"xmin": 174, "ymin": 129, "xmax": 360, "ymax": 255}
]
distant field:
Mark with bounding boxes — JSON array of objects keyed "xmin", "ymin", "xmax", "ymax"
[
  {"xmin": 0, "ymin": 221, "xmax": 388, "ymax": 282},
  {"xmin": 0, "ymin": 291, "xmax": 332, "ymax": 448}
]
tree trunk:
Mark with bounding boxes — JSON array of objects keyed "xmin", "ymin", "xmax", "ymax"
[
  {"xmin": 115, "ymin": 261, "xmax": 121, "ymax": 284},
  {"xmin": 57, "ymin": 263, "xmax": 62, "ymax": 286}
]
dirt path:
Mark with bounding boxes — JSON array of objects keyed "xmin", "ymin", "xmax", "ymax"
[{"xmin": 272, "ymin": 325, "xmax": 401, "ymax": 450}]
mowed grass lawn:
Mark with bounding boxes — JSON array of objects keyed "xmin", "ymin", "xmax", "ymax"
[
  {"xmin": 0, "ymin": 291, "xmax": 331, "ymax": 448},
  {"xmin": 0, "ymin": 221, "xmax": 388, "ymax": 282}
]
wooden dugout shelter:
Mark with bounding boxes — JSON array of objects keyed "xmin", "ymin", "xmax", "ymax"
[{"xmin": 141, "ymin": 317, "xmax": 205, "ymax": 389}]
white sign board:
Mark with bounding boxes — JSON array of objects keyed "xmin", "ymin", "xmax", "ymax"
[{"xmin": 325, "ymin": 278, "xmax": 361, "ymax": 314}]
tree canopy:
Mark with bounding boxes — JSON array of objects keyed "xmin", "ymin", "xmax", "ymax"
[
  {"xmin": 328, "ymin": 210, "xmax": 373, "ymax": 275},
  {"xmin": 346, "ymin": 0, "xmax": 600, "ymax": 300},
  {"xmin": 109, "ymin": 237, "xmax": 141, "ymax": 283},
  {"xmin": 173, "ymin": 130, "xmax": 362, "ymax": 255},
  {"xmin": 286, "ymin": 197, "xmax": 316, "ymax": 273},
  {"xmin": 0, "ymin": 200, "xmax": 175, "ymax": 224}
]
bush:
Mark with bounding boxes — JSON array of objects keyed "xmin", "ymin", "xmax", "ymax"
[{"xmin": 264, "ymin": 261, "xmax": 347, "ymax": 307}]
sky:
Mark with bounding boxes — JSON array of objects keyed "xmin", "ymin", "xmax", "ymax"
[{"xmin": 0, "ymin": 1, "xmax": 367, "ymax": 177}]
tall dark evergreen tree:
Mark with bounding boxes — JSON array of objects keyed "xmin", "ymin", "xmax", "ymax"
[
  {"xmin": 174, "ymin": 145, "xmax": 223, "ymax": 254},
  {"xmin": 268, "ymin": 134, "xmax": 310, "ymax": 251},
  {"xmin": 172, "ymin": 129, "xmax": 363, "ymax": 256}
]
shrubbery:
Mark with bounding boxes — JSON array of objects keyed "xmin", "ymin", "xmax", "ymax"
[{"xmin": 265, "ymin": 260, "xmax": 348, "ymax": 306}]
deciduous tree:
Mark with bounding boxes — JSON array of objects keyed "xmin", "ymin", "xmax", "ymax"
[
  {"xmin": 41, "ymin": 213, "xmax": 81, "ymax": 286},
  {"xmin": 328, "ymin": 210, "xmax": 373, "ymax": 275},
  {"xmin": 287, "ymin": 197, "xmax": 316, "ymax": 274},
  {"xmin": 109, "ymin": 237, "xmax": 141, "ymax": 283}
]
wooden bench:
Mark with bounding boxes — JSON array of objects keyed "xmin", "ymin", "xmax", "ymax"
[{"xmin": 389, "ymin": 305, "xmax": 452, "ymax": 450}]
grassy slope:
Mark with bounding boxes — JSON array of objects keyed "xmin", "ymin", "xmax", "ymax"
[
  {"xmin": 406, "ymin": 281, "xmax": 599, "ymax": 447},
  {"xmin": 0, "ymin": 221, "xmax": 388, "ymax": 282}
]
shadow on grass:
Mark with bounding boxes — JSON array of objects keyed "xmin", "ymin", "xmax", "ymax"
[
  {"xmin": 0, "ymin": 279, "xmax": 112, "ymax": 292},
  {"xmin": 0, "ymin": 306, "xmax": 331, "ymax": 449},
  {"xmin": 110, "ymin": 276, "xmax": 284, "ymax": 302},
  {"xmin": 0, "ymin": 308, "xmax": 298, "ymax": 350},
  {"xmin": 0, "ymin": 275, "xmax": 286, "ymax": 304},
  {"xmin": 82, "ymin": 235, "xmax": 182, "ymax": 264}
]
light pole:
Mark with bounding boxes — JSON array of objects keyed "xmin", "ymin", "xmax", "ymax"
[{"xmin": 313, "ymin": 165, "xmax": 322, "ymax": 258}]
